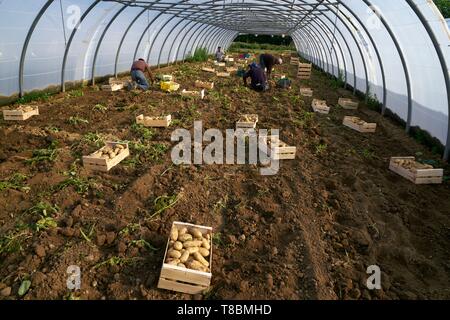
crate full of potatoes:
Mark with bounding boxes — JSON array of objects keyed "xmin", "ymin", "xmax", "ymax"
[
  {"xmin": 82, "ymin": 142, "xmax": 129, "ymax": 172},
  {"xmin": 3, "ymin": 105, "xmax": 39, "ymax": 121},
  {"xmin": 157, "ymin": 221, "xmax": 212, "ymax": 295}
]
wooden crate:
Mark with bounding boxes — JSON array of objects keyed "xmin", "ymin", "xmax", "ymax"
[
  {"xmin": 195, "ymin": 80, "xmax": 214, "ymax": 90},
  {"xmin": 343, "ymin": 116, "xmax": 377, "ymax": 133},
  {"xmin": 157, "ymin": 221, "xmax": 213, "ymax": 295},
  {"xmin": 338, "ymin": 98, "xmax": 359, "ymax": 110},
  {"xmin": 214, "ymin": 61, "xmax": 226, "ymax": 67},
  {"xmin": 297, "ymin": 63, "xmax": 312, "ymax": 80},
  {"xmin": 224, "ymin": 57, "xmax": 234, "ymax": 62},
  {"xmin": 216, "ymin": 72, "xmax": 230, "ymax": 78},
  {"xmin": 300, "ymin": 87, "xmax": 313, "ymax": 97},
  {"xmin": 202, "ymin": 67, "xmax": 216, "ymax": 73},
  {"xmin": 102, "ymin": 78, "xmax": 127, "ymax": 91},
  {"xmin": 236, "ymin": 114, "xmax": 258, "ymax": 130},
  {"xmin": 180, "ymin": 89, "xmax": 205, "ymax": 100},
  {"xmin": 259, "ymin": 135, "xmax": 296, "ymax": 160},
  {"xmin": 160, "ymin": 75, "xmax": 173, "ymax": 82},
  {"xmin": 225, "ymin": 67, "xmax": 238, "ymax": 73},
  {"xmin": 290, "ymin": 57, "xmax": 300, "ymax": 66},
  {"xmin": 82, "ymin": 142, "xmax": 129, "ymax": 172},
  {"xmin": 102, "ymin": 83, "xmax": 124, "ymax": 92},
  {"xmin": 3, "ymin": 106, "xmax": 39, "ymax": 121},
  {"xmin": 136, "ymin": 114, "xmax": 172, "ymax": 127},
  {"xmin": 389, "ymin": 157, "xmax": 443, "ymax": 185},
  {"xmin": 312, "ymin": 99, "xmax": 330, "ymax": 114}
]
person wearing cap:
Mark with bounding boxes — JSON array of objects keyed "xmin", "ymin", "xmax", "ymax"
[
  {"xmin": 243, "ymin": 62, "xmax": 268, "ymax": 92},
  {"xmin": 128, "ymin": 58, "xmax": 155, "ymax": 91},
  {"xmin": 259, "ymin": 53, "xmax": 283, "ymax": 79}
]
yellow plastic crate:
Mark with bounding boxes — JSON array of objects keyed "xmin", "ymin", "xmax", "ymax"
[{"xmin": 160, "ymin": 81, "xmax": 180, "ymax": 92}]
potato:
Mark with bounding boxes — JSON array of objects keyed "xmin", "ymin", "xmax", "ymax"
[
  {"xmin": 179, "ymin": 250, "xmax": 190, "ymax": 263},
  {"xmin": 170, "ymin": 226, "xmax": 178, "ymax": 241},
  {"xmin": 177, "ymin": 263, "xmax": 186, "ymax": 268},
  {"xmin": 166, "ymin": 259, "xmax": 180, "ymax": 265},
  {"xmin": 190, "ymin": 228, "xmax": 203, "ymax": 239},
  {"xmin": 167, "ymin": 249, "xmax": 181, "ymax": 259},
  {"xmin": 186, "ymin": 247, "xmax": 199, "ymax": 254},
  {"xmin": 188, "ymin": 260, "xmax": 204, "ymax": 271},
  {"xmin": 173, "ymin": 241, "xmax": 183, "ymax": 251},
  {"xmin": 198, "ymin": 247, "xmax": 210, "ymax": 257},
  {"xmin": 183, "ymin": 240, "xmax": 202, "ymax": 248},
  {"xmin": 201, "ymin": 238, "xmax": 210, "ymax": 250},
  {"xmin": 178, "ymin": 234, "xmax": 192, "ymax": 242},
  {"xmin": 193, "ymin": 252, "xmax": 209, "ymax": 267},
  {"xmin": 178, "ymin": 227, "xmax": 188, "ymax": 236}
]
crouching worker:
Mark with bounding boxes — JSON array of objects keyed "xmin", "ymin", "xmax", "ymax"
[
  {"xmin": 243, "ymin": 63, "xmax": 268, "ymax": 92},
  {"xmin": 215, "ymin": 46, "xmax": 225, "ymax": 62},
  {"xmin": 259, "ymin": 53, "xmax": 283, "ymax": 79},
  {"xmin": 128, "ymin": 58, "xmax": 155, "ymax": 91}
]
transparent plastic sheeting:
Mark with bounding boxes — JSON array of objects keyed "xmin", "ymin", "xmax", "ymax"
[
  {"xmin": 0, "ymin": 0, "xmax": 237, "ymax": 96},
  {"xmin": 0, "ymin": 1, "xmax": 449, "ymax": 157}
]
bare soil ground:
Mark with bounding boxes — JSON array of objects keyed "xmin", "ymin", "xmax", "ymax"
[{"xmin": 1, "ymin": 51, "xmax": 449, "ymax": 300}]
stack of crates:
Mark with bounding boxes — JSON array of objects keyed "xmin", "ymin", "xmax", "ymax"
[{"xmin": 297, "ymin": 63, "xmax": 312, "ymax": 80}]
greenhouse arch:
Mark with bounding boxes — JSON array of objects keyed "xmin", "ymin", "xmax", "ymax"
[{"xmin": 0, "ymin": 0, "xmax": 449, "ymax": 159}]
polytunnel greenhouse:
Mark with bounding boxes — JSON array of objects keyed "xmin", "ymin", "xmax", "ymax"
[{"xmin": 0, "ymin": 0, "xmax": 449, "ymax": 303}]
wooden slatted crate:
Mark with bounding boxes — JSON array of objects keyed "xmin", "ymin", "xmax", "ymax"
[
  {"xmin": 259, "ymin": 135, "xmax": 296, "ymax": 160},
  {"xmin": 136, "ymin": 114, "xmax": 172, "ymax": 127},
  {"xmin": 338, "ymin": 98, "xmax": 359, "ymax": 110},
  {"xmin": 389, "ymin": 157, "xmax": 443, "ymax": 184},
  {"xmin": 216, "ymin": 72, "xmax": 230, "ymax": 78},
  {"xmin": 343, "ymin": 116, "xmax": 377, "ymax": 133},
  {"xmin": 102, "ymin": 78, "xmax": 128, "ymax": 91},
  {"xmin": 159, "ymin": 75, "xmax": 173, "ymax": 82},
  {"xmin": 3, "ymin": 106, "xmax": 39, "ymax": 121},
  {"xmin": 312, "ymin": 99, "xmax": 330, "ymax": 114},
  {"xmin": 157, "ymin": 221, "xmax": 213, "ymax": 295},
  {"xmin": 202, "ymin": 67, "xmax": 216, "ymax": 73},
  {"xmin": 214, "ymin": 61, "xmax": 226, "ymax": 67},
  {"xmin": 101, "ymin": 83, "xmax": 124, "ymax": 92},
  {"xmin": 225, "ymin": 67, "xmax": 238, "ymax": 73},
  {"xmin": 180, "ymin": 89, "xmax": 205, "ymax": 100},
  {"xmin": 236, "ymin": 114, "xmax": 258, "ymax": 130},
  {"xmin": 82, "ymin": 142, "xmax": 129, "ymax": 172},
  {"xmin": 297, "ymin": 63, "xmax": 312, "ymax": 80},
  {"xmin": 195, "ymin": 80, "xmax": 214, "ymax": 90},
  {"xmin": 300, "ymin": 87, "xmax": 313, "ymax": 97},
  {"xmin": 290, "ymin": 57, "xmax": 300, "ymax": 66}
]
